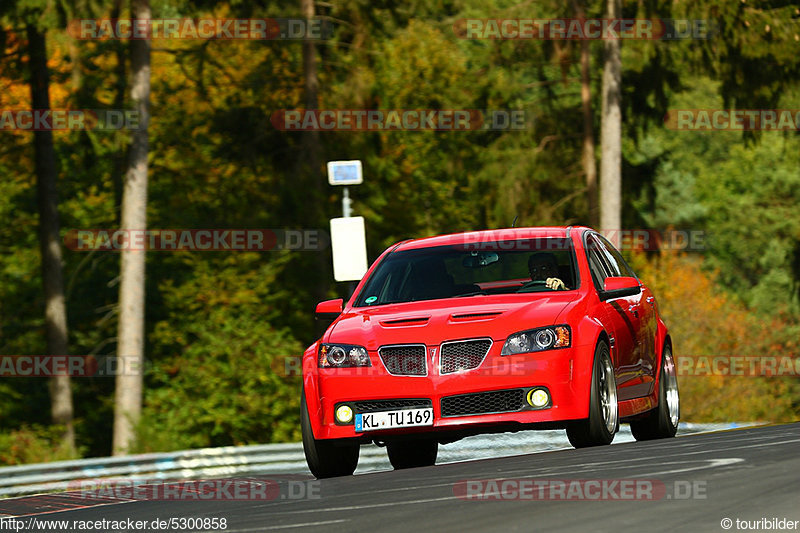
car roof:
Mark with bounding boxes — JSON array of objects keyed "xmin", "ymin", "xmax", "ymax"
[{"xmin": 393, "ymin": 226, "xmax": 593, "ymax": 251}]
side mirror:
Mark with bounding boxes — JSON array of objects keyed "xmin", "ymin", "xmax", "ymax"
[
  {"xmin": 600, "ymin": 276, "xmax": 641, "ymax": 300},
  {"xmin": 315, "ymin": 298, "xmax": 343, "ymax": 320}
]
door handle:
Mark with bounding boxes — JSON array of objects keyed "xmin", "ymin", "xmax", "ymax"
[{"xmin": 628, "ymin": 305, "xmax": 639, "ymax": 318}]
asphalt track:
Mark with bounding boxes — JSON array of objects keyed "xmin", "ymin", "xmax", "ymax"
[{"xmin": 2, "ymin": 423, "xmax": 799, "ymax": 533}]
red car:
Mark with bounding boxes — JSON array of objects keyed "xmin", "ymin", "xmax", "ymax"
[{"xmin": 301, "ymin": 226, "xmax": 680, "ymax": 478}]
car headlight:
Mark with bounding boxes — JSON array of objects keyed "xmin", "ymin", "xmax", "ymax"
[
  {"xmin": 501, "ymin": 325, "xmax": 571, "ymax": 355},
  {"xmin": 318, "ymin": 343, "xmax": 372, "ymax": 368}
]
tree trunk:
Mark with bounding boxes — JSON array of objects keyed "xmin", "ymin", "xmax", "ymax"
[
  {"xmin": 301, "ymin": 0, "xmax": 330, "ymax": 312},
  {"xmin": 572, "ymin": 0, "xmax": 598, "ymax": 228},
  {"xmin": 302, "ymin": 0, "xmax": 319, "ymax": 121},
  {"xmin": 112, "ymin": 0, "xmax": 150, "ymax": 455},
  {"xmin": 26, "ymin": 24, "xmax": 76, "ymax": 454},
  {"xmin": 301, "ymin": 0, "xmax": 322, "ymax": 213},
  {"xmin": 599, "ymin": 0, "xmax": 622, "ymax": 241},
  {"xmin": 301, "ymin": 0, "xmax": 321, "ymax": 198}
]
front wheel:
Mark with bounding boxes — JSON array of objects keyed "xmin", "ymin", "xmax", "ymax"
[
  {"xmin": 630, "ymin": 344, "xmax": 680, "ymax": 441},
  {"xmin": 301, "ymin": 391, "xmax": 359, "ymax": 478},
  {"xmin": 566, "ymin": 341, "xmax": 618, "ymax": 448},
  {"xmin": 386, "ymin": 438, "xmax": 438, "ymax": 469}
]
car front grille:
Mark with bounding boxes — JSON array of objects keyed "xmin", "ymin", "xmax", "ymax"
[
  {"xmin": 379, "ymin": 344, "xmax": 427, "ymax": 376},
  {"xmin": 440, "ymin": 389, "xmax": 525, "ymax": 417},
  {"xmin": 352, "ymin": 399, "xmax": 432, "ymax": 413},
  {"xmin": 439, "ymin": 338, "xmax": 492, "ymax": 374}
]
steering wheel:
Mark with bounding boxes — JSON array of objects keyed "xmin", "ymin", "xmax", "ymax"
[{"xmin": 518, "ymin": 279, "xmax": 548, "ymax": 291}]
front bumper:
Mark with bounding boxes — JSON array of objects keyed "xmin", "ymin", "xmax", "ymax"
[{"xmin": 305, "ymin": 343, "xmax": 595, "ymax": 440}]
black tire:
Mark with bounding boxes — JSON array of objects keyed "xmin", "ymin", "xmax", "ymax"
[
  {"xmin": 301, "ymin": 391, "xmax": 359, "ymax": 478},
  {"xmin": 386, "ymin": 438, "xmax": 438, "ymax": 470},
  {"xmin": 566, "ymin": 341, "xmax": 618, "ymax": 448},
  {"xmin": 630, "ymin": 344, "xmax": 680, "ymax": 441}
]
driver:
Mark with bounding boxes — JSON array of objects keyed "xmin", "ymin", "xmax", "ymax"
[{"xmin": 528, "ymin": 253, "xmax": 567, "ymax": 290}]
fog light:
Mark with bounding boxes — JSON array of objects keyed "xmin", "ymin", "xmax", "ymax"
[
  {"xmin": 336, "ymin": 405, "xmax": 353, "ymax": 424},
  {"xmin": 527, "ymin": 388, "xmax": 550, "ymax": 408}
]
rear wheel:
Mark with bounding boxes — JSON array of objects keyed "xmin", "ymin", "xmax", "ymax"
[
  {"xmin": 567, "ymin": 341, "xmax": 618, "ymax": 448},
  {"xmin": 630, "ymin": 344, "xmax": 680, "ymax": 441},
  {"xmin": 386, "ymin": 438, "xmax": 438, "ymax": 469},
  {"xmin": 301, "ymin": 391, "xmax": 359, "ymax": 478}
]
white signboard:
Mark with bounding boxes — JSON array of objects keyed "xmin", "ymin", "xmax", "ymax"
[
  {"xmin": 327, "ymin": 160, "xmax": 363, "ymax": 186},
  {"xmin": 330, "ymin": 216, "xmax": 368, "ymax": 281}
]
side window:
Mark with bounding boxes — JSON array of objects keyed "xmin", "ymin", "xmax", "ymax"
[
  {"xmin": 585, "ymin": 235, "xmax": 614, "ymax": 289},
  {"xmin": 597, "ymin": 236, "xmax": 638, "ymax": 279}
]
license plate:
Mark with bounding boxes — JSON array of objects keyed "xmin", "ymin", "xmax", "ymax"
[{"xmin": 355, "ymin": 408, "xmax": 434, "ymax": 432}]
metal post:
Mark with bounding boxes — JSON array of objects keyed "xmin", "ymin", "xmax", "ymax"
[
  {"xmin": 342, "ymin": 186, "xmax": 352, "ymax": 218},
  {"xmin": 342, "ymin": 186, "xmax": 355, "ymax": 294}
]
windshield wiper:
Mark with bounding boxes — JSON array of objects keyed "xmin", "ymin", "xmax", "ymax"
[{"xmin": 366, "ymin": 299, "xmax": 409, "ymax": 305}]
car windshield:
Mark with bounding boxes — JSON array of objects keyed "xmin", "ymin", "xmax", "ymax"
[{"xmin": 354, "ymin": 238, "xmax": 578, "ymax": 307}]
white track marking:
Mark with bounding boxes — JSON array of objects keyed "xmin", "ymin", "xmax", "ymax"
[{"xmin": 220, "ymin": 519, "xmax": 348, "ymax": 531}]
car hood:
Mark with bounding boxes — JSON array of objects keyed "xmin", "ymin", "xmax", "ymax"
[{"xmin": 326, "ymin": 293, "xmax": 580, "ymax": 350}]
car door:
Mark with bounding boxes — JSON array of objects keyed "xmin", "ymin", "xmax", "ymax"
[
  {"xmin": 636, "ymin": 284, "xmax": 658, "ymax": 389},
  {"xmin": 585, "ymin": 234, "xmax": 641, "ymax": 400},
  {"xmin": 596, "ymin": 235, "xmax": 657, "ymax": 397}
]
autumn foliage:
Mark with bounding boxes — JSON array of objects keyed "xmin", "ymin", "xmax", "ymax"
[{"xmin": 631, "ymin": 252, "xmax": 800, "ymax": 422}]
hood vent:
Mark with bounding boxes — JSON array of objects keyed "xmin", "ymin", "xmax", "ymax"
[
  {"xmin": 380, "ymin": 316, "xmax": 430, "ymax": 327},
  {"xmin": 450, "ymin": 311, "xmax": 503, "ymax": 322}
]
